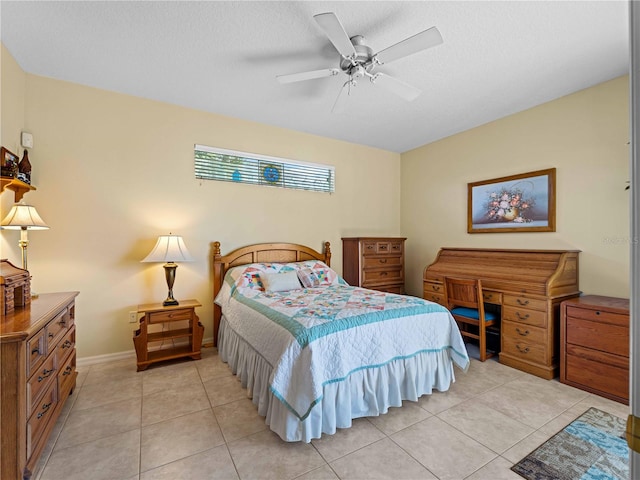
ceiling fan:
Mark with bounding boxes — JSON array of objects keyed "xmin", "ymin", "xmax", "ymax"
[{"xmin": 276, "ymin": 12, "xmax": 443, "ymax": 113}]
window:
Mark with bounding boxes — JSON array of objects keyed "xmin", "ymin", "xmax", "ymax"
[{"xmin": 194, "ymin": 144, "xmax": 335, "ymax": 193}]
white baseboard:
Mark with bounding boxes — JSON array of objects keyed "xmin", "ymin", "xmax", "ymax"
[{"xmin": 76, "ymin": 336, "xmax": 215, "ymax": 368}]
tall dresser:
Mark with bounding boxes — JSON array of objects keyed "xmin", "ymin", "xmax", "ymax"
[
  {"xmin": 1, "ymin": 292, "xmax": 79, "ymax": 480},
  {"xmin": 342, "ymin": 237, "xmax": 406, "ymax": 294}
]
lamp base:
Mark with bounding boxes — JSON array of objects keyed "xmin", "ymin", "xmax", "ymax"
[{"xmin": 163, "ymin": 298, "xmax": 179, "ymax": 306}]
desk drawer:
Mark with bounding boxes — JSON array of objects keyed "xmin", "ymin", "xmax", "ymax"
[
  {"xmin": 502, "ymin": 335, "xmax": 547, "ymax": 365},
  {"xmin": 504, "ymin": 295, "xmax": 547, "ymax": 312},
  {"xmin": 482, "ymin": 290, "xmax": 502, "ymax": 304},
  {"xmin": 503, "ymin": 305, "xmax": 547, "ymax": 328},
  {"xmin": 424, "ymin": 282, "xmax": 444, "ymax": 295},
  {"xmin": 424, "ymin": 291, "xmax": 445, "ymax": 306},
  {"xmin": 148, "ymin": 308, "xmax": 192, "ymax": 324},
  {"xmin": 502, "ymin": 320, "xmax": 545, "ymax": 345}
]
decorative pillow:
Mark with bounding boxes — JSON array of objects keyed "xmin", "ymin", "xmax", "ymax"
[
  {"xmin": 297, "ymin": 268, "xmax": 321, "ymax": 288},
  {"xmin": 260, "ymin": 271, "xmax": 302, "ymax": 292}
]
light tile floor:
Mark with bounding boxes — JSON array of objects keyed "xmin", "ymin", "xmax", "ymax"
[{"xmin": 33, "ymin": 347, "xmax": 630, "ymax": 480}]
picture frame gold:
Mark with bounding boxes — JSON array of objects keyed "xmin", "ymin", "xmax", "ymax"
[{"xmin": 467, "ymin": 168, "xmax": 556, "ymax": 234}]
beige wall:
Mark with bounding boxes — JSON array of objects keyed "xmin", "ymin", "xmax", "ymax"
[
  {"xmin": 401, "ymin": 76, "xmax": 630, "ymax": 298},
  {"xmin": 1, "ymin": 44, "xmax": 27, "ymax": 263},
  {"xmin": 1, "ymin": 46, "xmax": 401, "ymax": 359}
]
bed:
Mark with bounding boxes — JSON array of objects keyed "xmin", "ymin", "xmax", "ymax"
[{"xmin": 212, "ymin": 241, "xmax": 469, "ymax": 442}]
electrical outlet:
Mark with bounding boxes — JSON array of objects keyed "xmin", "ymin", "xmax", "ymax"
[{"xmin": 129, "ymin": 311, "xmax": 138, "ymax": 323}]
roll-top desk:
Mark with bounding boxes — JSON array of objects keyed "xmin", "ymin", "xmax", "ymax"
[{"xmin": 424, "ymin": 248, "xmax": 580, "ymax": 379}]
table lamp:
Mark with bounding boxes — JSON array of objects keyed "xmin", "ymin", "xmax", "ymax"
[
  {"xmin": 1, "ymin": 202, "xmax": 49, "ymax": 271},
  {"xmin": 141, "ymin": 234, "xmax": 193, "ymax": 306}
]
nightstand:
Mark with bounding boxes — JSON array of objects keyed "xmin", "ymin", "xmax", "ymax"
[{"xmin": 133, "ymin": 299, "xmax": 204, "ymax": 371}]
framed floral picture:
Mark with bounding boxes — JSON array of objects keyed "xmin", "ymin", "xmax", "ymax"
[{"xmin": 467, "ymin": 168, "xmax": 556, "ymax": 233}]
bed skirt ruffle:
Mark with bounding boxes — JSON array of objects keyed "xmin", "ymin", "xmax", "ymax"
[{"xmin": 218, "ymin": 317, "xmax": 458, "ymax": 442}]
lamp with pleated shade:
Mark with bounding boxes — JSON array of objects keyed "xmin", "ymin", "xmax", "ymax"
[
  {"xmin": 141, "ymin": 234, "xmax": 193, "ymax": 306},
  {"xmin": 1, "ymin": 202, "xmax": 49, "ymax": 271}
]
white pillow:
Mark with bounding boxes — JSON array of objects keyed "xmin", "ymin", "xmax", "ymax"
[{"xmin": 260, "ymin": 271, "xmax": 302, "ymax": 292}]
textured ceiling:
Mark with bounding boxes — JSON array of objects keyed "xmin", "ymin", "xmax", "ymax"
[{"xmin": 1, "ymin": 1, "xmax": 630, "ymax": 153}]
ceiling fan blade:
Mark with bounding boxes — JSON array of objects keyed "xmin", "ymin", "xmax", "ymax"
[
  {"xmin": 332, "ymin": 79, "xmax": 353, "ymax": 113},
  {"xmin": 374, "ymin": 26, "xmax": 443, "ymax": 65},
  {"xmin": 276, "ymin": 68, "xmax": 340, "ymax": 84},
  {"xmin": 372, "ymin": 73, "xmax": 421, "ymax": 101},
  {"xmin": 314, "ymin": 12, "xmax": 356, "ymax": 59}
]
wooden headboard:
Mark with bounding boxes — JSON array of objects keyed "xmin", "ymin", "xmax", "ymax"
[{"xmin": 211, "ymin": 241, "xmax": 331, "ymax": 346}]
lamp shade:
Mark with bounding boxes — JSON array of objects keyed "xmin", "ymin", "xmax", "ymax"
[
  {"xmin": 141, "ymin": 234, "xmax": 193, "ymax": 263},
  {"xmin": 1, "ymin": 203, "xmax": 49, "ymax": 230}
]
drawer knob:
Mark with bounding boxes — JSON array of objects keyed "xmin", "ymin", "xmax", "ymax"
[
  {"xmin": 516, "ymin": 344, "xmax": 530, "ymax": 354},
  {"xmin": 48, "ymin": 332, "xmax": 54, "ymax": 339},
  {"xmin": 31, "ymin": 347, "xmax": 40, "ymax": 355},
  {"xmin": 63, "ymin": 366, "xmax": 73, "ymax": 376},
  {"xmin": 38, "ymin": 368, "xmax": 54, "ymax": 382},
  {"xmin": 37, "ymin": 402, "xmax": 52, "ymax": 419},
  {"xmin": 516, "ymin": 327, "xmax": 530, "ymax": 336},
  {"xmin": 379, "ymin": 259, "xmax": 387, "ymax": 264},
  {"xmin": 596, "ymin": 311, "xmax": 601, "ymax": 315},
  {"xmin": 515, "ymin": 312, "xmax": 530, "ymax": 320},
  {"xmin": 433, "ymin": 285, "xmax": 440, "ymax": 292},
  {"xmin": 380, "ymin": 271, "xmax": 388, "ymax": 276},
  {"xmin": 517, "ymin": 299, "xmax": 530, "ymax": 306},
  {"xmin": 62, "ymin": 340, "xmax": 72, "ymax": 349}
]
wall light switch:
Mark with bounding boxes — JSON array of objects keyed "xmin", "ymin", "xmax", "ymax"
[{"xmin": 21, "ymin": 132, "xmax": 33, "ymax": 149}]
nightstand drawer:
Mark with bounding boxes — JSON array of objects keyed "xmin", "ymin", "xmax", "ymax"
[
  {"xmin": 148, "ymin": 308, "xmax": 192, "ymax": 324},
  {"xmin": 566, "ymin": 317, "xmax": 629, "ymax": 357}
]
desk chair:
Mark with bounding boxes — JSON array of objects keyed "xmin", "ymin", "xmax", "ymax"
[{"xmin": 445, "ymin": 277, "xmax": 499, "ymax": 362}]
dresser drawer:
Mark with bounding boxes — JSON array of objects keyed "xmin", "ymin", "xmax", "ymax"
[
  {"xmin": 362, "ymin": 268, "xmax": 402, "ymax": 285},
  {"xmin": 27, "ymin": 329, "xmax": 47, "ymax": 377},
  {"xmin": 565, "ymin": 305, "xmax": 627, "ymax": 327},
  {"xmin": 565, "ymin": 344, "xmax": 628, "ymax": 402},
  {"xmin": 46, "ymin": 309, "xmax": 69, "ymax": 352},
  {"xmin": 362, "ymin": 241, "xmax": 402, "ymax": 256},
  {"xmin": 55, "ymin": 326, "xmax": 76, "ymax": 367},
  {"xmin": 148, "ymin": 308, "xmax": 192, "ymax": 324},
  {"xmin": 362, "ymin": 255, "xmax": 402, "ymax": 269},
  {"xmin": 27, "ymin": 381, "xmax": 58, "ymax": 459},
  {"xmin": 503, "ymin": 295, "xmax": 547, "ymax": 312},
  {"xmin": 377, "ymin": 285, "xmax": 404, "ymax": 295},
  {"xmin": 502, "ymin": 335, "xmax": 547, "ymax": 365},
  {"xmin": 503, "ymin": 305, "xmax": 547, "ymax": 328},
  {"xmin": 58, "ymin": 350, "xmax": 77, "ymax": 399},
  {"xmin": 27, "ymin": 353, "xmax": 56, "ymax": 418},
  {"xmin": 566, "ymin": 317, "xmax": 628, "ymax": 357}
]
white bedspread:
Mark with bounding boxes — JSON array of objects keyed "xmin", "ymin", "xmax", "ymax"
[{"xmin": 215, "ymin": 276, "xmax": 469, "ymax": 422}]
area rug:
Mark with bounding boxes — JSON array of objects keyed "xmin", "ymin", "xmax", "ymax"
[{"xmin": 511, "ymin": 407, "xmax": 629, "ymax": 480}]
